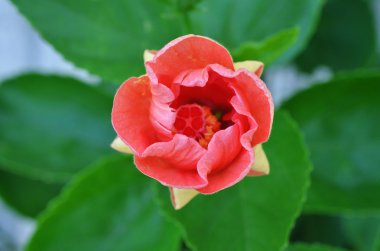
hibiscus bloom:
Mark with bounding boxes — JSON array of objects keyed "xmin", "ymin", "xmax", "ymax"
[{"xmin": 111, "ymin": 35, "xmax": 274, "ymax": 209}]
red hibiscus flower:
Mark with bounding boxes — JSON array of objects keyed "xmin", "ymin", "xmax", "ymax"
[{"xmin": 111, "ymin": 35, "xmax": 274, "ymax": 209}]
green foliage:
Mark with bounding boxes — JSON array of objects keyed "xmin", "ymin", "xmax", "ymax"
[
  {"xmin": 342, "ymin": 216, "xmax": 380, "ymax": 251},
  {"xmin": 11, "ymin": 0, "xmax": 324, "ymax": 82},
  {"xmin": 291, "ymin": 214, "xmax": 352, "ymax": 248},
  {"xmin": 283, "ymin": 72, "xmax": 380, "ymax": 214},
  {"xmin": 232, "ymin": 28, "xmax": 299, "ymax": 65},
  {"xmin": 296, "ymin": 0, "xmax": 377, "ymax": 72},
  {"xmin": 0, "ymin": 74, "xmax": 114, "ymax": 182},
  {"xmin": 291, "ymin": 214, "xmax": 380, "ymax": 250},
  {"xmin": 0, "ymin": 169, "xmax": 62, "ymax": 218},
  {"xmin": 26, "ymin": 155, "xmax": 181, "ymax": 251},
  {"xmin": 189, "ymin": 0, "xmax": 324, "ymax": 64},
  {"xmin": 156, "ymin": 111, "xmax": 312, "ymax": 251},
  {"xmin": 286, "ymin": 243, "xmax": 349, "ymax": 251}
]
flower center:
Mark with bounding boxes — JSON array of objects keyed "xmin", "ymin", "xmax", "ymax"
[{"xmin": 173, "ymin": 104, "xmax": 221, "ymax": 148}]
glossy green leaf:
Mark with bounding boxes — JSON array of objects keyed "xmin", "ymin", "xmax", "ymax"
[
  {"xmin": 342, "ymin": 216, "xmax": 380, "ymax": 251},
  {"xmin": 291, "ymin": 215, "xmax": 351, "ymax": 248},
  {"xmin": 296, "ymin": 0, "xmax": 376, "ymax": 72},
  {"xmin": 232, "ymin": 28, "xmax": 299, "ymax": 65},
  {"xmin": 286, "ymin": 243, "xmax": 348, "ymax": 251},
  {"xmin": 190, "ymin": 0, "xmax": 324, "ymax": 64},
  {"xmin": 157, "ymin": 111, "xmax": 312, "ymax": 251},
  {"xmin": 11, "ymin": 0, "xmax": 183, "ymax": 82},
  {"xmin": 11, "ymin": 0, "xmax": 324, "ymax": 82},
  {"xmin": 0, "ymin": 168, "xmax": 62, "ymax": 218},
  {"xmin": 282, "ymin": 72, "xmax": 380, "ymax": 213},
  {"xmin": 27, "ymin": 155, "xmax": 181, "ymax": 251},
  {"xmin": 0, "ymin": 74, "xmax": 114, "ymax": 182},
  {"xmin": 291, "ymin": 215, "xmax": 380, "ymax": 250}
]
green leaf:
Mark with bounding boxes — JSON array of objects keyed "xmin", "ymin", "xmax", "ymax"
[
  {"xmin": 282, "ymin": 71, "xmax": 380, "ymax": 214},
  {"xmin": 0, "ymin": 74, "xmax": 114, "ymax": 182},
  {"xmin": 11, "ymin": 0, "xmax": 184, "ymax": 82},
  {"xmin": 291, "ymin": 215, "xmax": 351, "ymax": 248},
  {"xmin": 11, "ymin": 0, "xmax": 324, "ymax": 82},
  {"xmin": 296, "ymin": 0, "xmax": 376, "ymax": 72},
  {"xmin": 342, "ymin": 216, "xmax": 380, "ymax": 251},
  {"xmin": 156, "ymin": 111, "xmax": 312, "ymax": 251},
  {"xmin": 232, "ymin": 28, "xmax": 299, "ymax": 65},
  {"xmin": 176, "ymin": 0, "xmax": 202, "ymax": 13},
  {"xmin": 27, "ymin": 155, "xmax": 181, "ymax": 251},
  {"xmin": 0, "ymin": 168, "xmax": 62, "ymax": 218},
  {"xmin": 291, "ymin": 215, "xmax": 380, "ymax": 250},
  {"xmin": 286, "ymin": 243, "xmax": 348, "ymax": 251},
  {"xmin": 190, "ymin": 0, "xmax": 325, "ymax": 64}
]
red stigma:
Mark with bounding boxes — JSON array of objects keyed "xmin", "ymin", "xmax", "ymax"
[{"xmin": 174, "ymin": 104, "xmax": 221, "ymax": 148}]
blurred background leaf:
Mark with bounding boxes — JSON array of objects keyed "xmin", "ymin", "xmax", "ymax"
[
  {"xmin": 189, "ymin": 0, "xmax": 324, "ymax": 65},
  {"xmin": 290, "ymin": 215, "xmax": 351, "ymax": 249},
  {"xmin": 10, "ymin": 0, "xmax": 184, "ymax": 82},
  {"xmin": 0, "ymin": 168, "xmax": 62, "ymax": 218},
  {"xmin": 283, "ymin": 71, "xmax": 380, "ymax": 214},
  {"xmin": 342, "ymin": 216, "xmax": 380, "ymax": 251},
  {"xmin": 296, "ymin": 0, "xmax": 377, "ymax": 72},
  {"xmin": 290, "ymin": 214, "xmax": 380, "ymax": 251},
  {"xmin": 27, "ymin": 155, "xmax": 182, "ymax": 251},
  {"xmin": 156, "ymin": 111, "xmax": 312, "ymax": 251},
  {"xmin": 232, "ymin": 28, "xmax": 299, "ymax": 65},
  {"xmin": 286, "ymin": 243, "xmax": 349, "ymax": 251},
  {"xmin": 0, "ymin": 74, "xmax": 114, "ymax": 182},
  {"xmin": 10, "ymin": 0, "xmax": 324, "ymax": 82}
]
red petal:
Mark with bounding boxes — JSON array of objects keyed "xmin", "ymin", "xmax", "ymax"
[
  {"xmin": 135, "ymin": 134, "xmax": 208, "ymax": 188},
  {"xmin": 146, "ymin": 35, "xmax": 234, "ymax": 87},
  {"xmin": 231, "ymin": 112, "xmax": 258, "ymax": 151},
  {"xmin": 230, "ymin": 70, "xmax": 274, "ymax": 145},
  {"xmin": 150, "ymin": 83, "xmax": 176, "ymax": 136},
  {"xmin": 173, "ymin": 64, "xmax": 273, "ymax": 146},
  {"xmin": 171, "ymin": 65, "xmax": 235, "ymax": 111},
  {"xmin": 112, "ymin": 76, "xmax": 174, "ymax": 155},
  {"xmin": 197, "ymin": 124, "xmax": 253, "ymax": 194}
]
